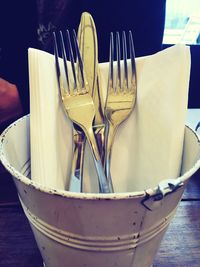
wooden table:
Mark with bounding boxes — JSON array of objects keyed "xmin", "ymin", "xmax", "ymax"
[{"xmin": 0, "ymin": 109, "xmax": 200, "ymax": 267}]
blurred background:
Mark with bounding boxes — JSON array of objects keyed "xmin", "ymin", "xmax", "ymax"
[
  {"xmin": 164, "ymin": 0, "xmax": 200, "ymax": 45},
  {"xmin": 163, "ymin": 0, "xmax": 200, "ymax": 108}
]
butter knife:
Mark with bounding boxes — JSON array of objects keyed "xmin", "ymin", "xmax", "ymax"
[{"xmin": 69, "ymin": 12, "xmax": 104, "ymax": 192}]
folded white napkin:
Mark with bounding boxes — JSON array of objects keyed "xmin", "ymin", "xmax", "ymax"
[
  {"xmin": 28, "ymin": 50, "xmax": 73, "ymax": 190},
  {"xmin": 28, "ymin": 44, "xmax": 191, "ymax": 192}
]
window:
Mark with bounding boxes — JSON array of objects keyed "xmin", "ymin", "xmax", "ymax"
[{"xmin": 163, "ymin": 0, "xmax": 200, "ymax": 45}]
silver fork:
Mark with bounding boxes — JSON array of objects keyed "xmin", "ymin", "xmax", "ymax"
[
  {"xmin": 104, "ymin": 31, "xmax": 137, "ymax": 192},
  {"xmin": 53, "ymin": 30, "xmax": 111, "ymax": 193}
]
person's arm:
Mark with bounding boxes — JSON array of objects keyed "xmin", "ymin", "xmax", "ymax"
[
  {"xmin": 0, "ymin": 78, "xmax": 22, "ymax": 130},
  {"xmin": 0, "ymin": 1, "xmax": 39, "ymax": 118}
]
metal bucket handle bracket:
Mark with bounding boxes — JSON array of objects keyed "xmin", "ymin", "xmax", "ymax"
[{"xmin": 142, "ymin": 179, "xmax": 184, "ymax": 211}]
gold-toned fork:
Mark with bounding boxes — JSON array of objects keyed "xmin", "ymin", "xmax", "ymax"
[
  {"xmin": 53, "ymin": 30, "xmax": 110, "ymax": 193},
  {"xmin": 104, "ymin": 31, "xmax": 137, "ymax": 191}
]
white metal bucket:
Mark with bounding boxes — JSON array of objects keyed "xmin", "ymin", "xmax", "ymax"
[{"xmin": 1, "ymin": 115, "xmax": 200, "ymax": 267}]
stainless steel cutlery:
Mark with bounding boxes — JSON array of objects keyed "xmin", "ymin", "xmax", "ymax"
[
  {"xmin": 104, "ymin": 31, "xmax": 137, "ymax": 192},
  {"xmin": 53, "ymin": 14, "xmax": 137, "ymax": 193},
  {"xmin": 53, "ymin": 30, "xmax": 110, "ymax": 193}
]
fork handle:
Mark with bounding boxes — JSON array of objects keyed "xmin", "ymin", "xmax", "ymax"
[
  {"xmin": 104, "ymin": 123, "xmax": 115, "ymax": 193},
  {"xmin": 85, "ymin": 127, "xmax": 111, "ymax": 193}
]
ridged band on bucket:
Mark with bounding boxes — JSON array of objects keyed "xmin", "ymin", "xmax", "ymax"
[{"xmin": 20, "ymin": 199, "xmax": 175, "ymax": 252}]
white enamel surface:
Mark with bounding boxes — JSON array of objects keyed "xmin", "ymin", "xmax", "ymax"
[{"xmin": 0, "ymin": 115, "xmax": 200, "ymax": 267}]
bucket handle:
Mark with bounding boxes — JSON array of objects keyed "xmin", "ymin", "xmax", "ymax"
[{"xmin": 142, "ymin": 179, "xmax": 184, "ymax": 211}]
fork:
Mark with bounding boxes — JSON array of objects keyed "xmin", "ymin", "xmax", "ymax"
[
  {"xmin": 104, "ymin": 31, "xmax": 137, "ymax": 192},
  {"xmin": 53, "ymin": 30, "xmax": 110, "ymax": 193}
]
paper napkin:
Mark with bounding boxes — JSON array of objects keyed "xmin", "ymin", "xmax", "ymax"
[{"xmin": 28, "ymin": 44, "xmax": 191, "ymax": 192}]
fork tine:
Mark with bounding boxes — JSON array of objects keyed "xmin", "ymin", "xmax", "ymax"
[
  {"xmin": 53, "ymin": 32, "xmax": 60, "ymax": 84},
  {"xmin": 129, "ymin": 30, "xmax": 137, "ymax": 89},
  {"xmin": 53, "ymin": 31, "xmax": 65, "ymax": 99},
  {"xmin": 59, "ymin": 31, "xmax": 70, "ymax": 94},
  {"xmin": 66, "ymin": 30, "xmax": 77, "ymax": 89},
  {"xmin": 108, "ymin": 32, "xmax": 114, "ymax": 91},
  {"xmin": 122, "ymin": 31, "xmax": 128, "ymax": 89},
  {"xmin": 116, "ymin": 32, "xmax": 121, "ymax": 90},
  {"xmin": 73, "ymin": 29, "xmax": 85, "ymax": 89}
]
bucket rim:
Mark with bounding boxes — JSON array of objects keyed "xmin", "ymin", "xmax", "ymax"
[{"xmin": 0, "ymin": 115, "xmax": 200, "ymax": 200}]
